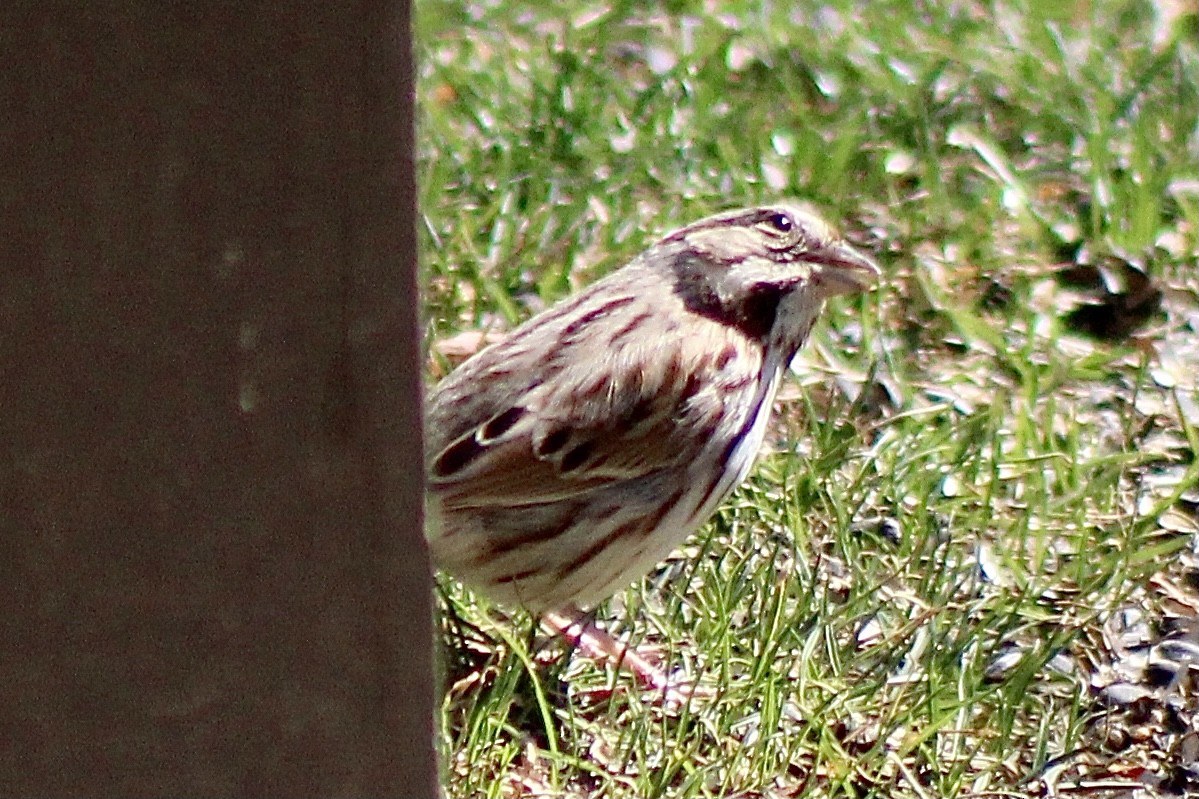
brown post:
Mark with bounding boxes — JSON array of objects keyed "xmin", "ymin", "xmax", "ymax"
[{"xmin": 0, "ymin": 3, "xmax": 437, "ymax": 795}]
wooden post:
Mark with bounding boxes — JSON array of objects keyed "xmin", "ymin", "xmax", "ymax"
[{"xmin": 0, "ymin": 3, "xmax": 437, "ymax": 795}]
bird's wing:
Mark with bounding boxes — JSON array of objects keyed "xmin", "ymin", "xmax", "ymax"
[{"xmin": 426, "ymin": 295, "xmax": 750, "ymax": 513}]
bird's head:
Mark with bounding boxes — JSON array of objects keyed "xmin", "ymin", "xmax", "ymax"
[{"xmin": 656, "ymin": 202, "xmax": 881, "ymax": 344}]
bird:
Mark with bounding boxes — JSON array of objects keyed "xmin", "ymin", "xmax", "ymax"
[{"xmin": 425, "ymin": 202, "xmax": 880, "ymax": 694}]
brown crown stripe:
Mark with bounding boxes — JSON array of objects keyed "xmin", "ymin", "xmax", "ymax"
[{"xmin": 658, "ymin": 207, "xmax": 786, "ymax": 245}]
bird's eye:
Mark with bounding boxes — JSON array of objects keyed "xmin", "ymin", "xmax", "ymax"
[{"xmin": 767, "ymin": 212, "xmax": 793, "ymax": 233}]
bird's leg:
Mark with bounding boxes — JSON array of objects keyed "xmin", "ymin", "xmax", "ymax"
[{"xmin": 541, "ymin": 605, "xmax": 694, "ymax": 705}]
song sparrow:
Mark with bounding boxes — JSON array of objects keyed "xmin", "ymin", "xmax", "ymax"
[{"xmin": 426, "ymin": 203, "xmax": 879, "ymax": 688}]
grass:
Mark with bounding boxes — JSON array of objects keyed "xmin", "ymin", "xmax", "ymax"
[{"xmin": 416, "ymin": 1, "xmax": 1199, "ymax": 796}]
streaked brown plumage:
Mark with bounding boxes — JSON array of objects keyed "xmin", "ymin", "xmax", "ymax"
[{"xmin": 426, "ymin": 203, "xmax": 879, "ymax": 620}]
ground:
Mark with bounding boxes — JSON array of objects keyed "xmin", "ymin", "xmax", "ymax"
[{"xmin": 417, "ymin": 2, "xmax": 1199, "ymax": 796}]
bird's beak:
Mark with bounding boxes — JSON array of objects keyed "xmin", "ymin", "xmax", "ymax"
[{"xmin": 814, "ymin": 241, "xmax": 882, "ymax": 296}]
